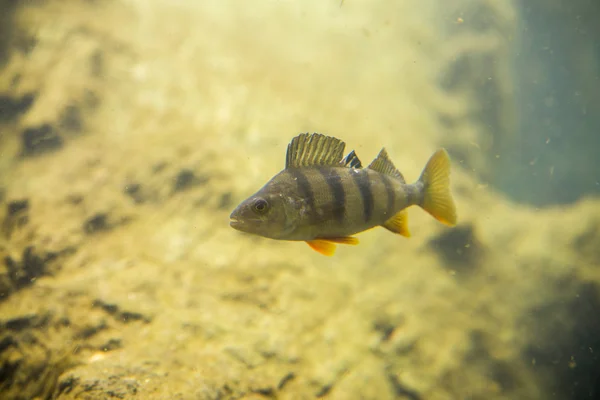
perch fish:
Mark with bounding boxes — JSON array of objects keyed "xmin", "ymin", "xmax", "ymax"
[{"xmin": 230, "ymin": 133, "xmax": 457, "ymax": 256}]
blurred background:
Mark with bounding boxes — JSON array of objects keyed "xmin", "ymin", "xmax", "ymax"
[{"xmin": 0, "ymin": 0, "xmax": 598, "ymax": 399}]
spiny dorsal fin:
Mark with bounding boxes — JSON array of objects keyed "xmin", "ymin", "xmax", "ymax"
[
  {"xmin": 340, "ymin": 150, "xmax": 363, "ymax": 168},
  {"xmin": 286, "ymin": 133, "xmax": 346, "ymax": 169},
  {"xmin": 368, "ymin": 148, "xmax": 405, "ymax": 182}
]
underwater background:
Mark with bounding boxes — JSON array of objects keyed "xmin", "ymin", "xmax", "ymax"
[{"xmin": 0, "ymin": 0, "xmax": 599, "ymax": 399}]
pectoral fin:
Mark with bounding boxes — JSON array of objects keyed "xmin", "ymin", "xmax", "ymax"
[
  {"xmin": 382, "ymin": 209, "xmax": 411, "ymax": 237},
  {"xmin": 306, "ymin": 236, "xmax": 359, "ymax": 256}
]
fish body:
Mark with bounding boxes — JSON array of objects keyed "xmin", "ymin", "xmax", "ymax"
[
  {"xmin": 248, "ymin": 167, "xmax": 418, "ymax": 240},
  {"xmin": 230, "ymin": 133, "xmax": 457, "ymax": 255}
]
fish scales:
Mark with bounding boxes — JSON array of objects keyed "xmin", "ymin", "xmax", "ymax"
[
  {"xmin": 379, "ymin": 173, "xmax": 397, "ymax": 218},
  {"xmin": 317, "ymin": 168, "xmax": 346, "ymax": 225},
  {"xmin": 284, "ymin": 167, "xmax": 410, "ymax": 238}
]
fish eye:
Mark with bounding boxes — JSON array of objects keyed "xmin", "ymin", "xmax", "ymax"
[{"xmin": 252, "ymin": 198, "xmax": 269, "ymax": 214}]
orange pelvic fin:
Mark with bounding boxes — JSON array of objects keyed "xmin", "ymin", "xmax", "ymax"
[
  {"xmin": 322, "ymin": 236, "xmax": 359, "ymax": 245},
  {"xmin": 306, "ymin": 236, "xmax": 359, "ymax": 256}
]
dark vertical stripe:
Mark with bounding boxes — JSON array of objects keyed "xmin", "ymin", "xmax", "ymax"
[
  {"xmin": 287, "ymin": 168, "xmax": 316, "ymax": 218},
  {"xmin": 380, "ymin": 174, "xmax": 396, "ymax": 218},
  {"xmin": 352, "ymin": 170, "xmax": 374, "ymax": 223},
  {"xmin": 319, "ymin": 168, "xmax": 346, "ymax": 224}
]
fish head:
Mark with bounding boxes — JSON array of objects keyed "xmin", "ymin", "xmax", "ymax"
[{"xmin": 229, "ymin": 189, "xmax": 300, "ymax": 240}]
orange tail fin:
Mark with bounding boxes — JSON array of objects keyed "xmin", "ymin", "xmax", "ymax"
[{"xmin": 418, "ymin": 149, "xmax": 457, "ymax": 226}]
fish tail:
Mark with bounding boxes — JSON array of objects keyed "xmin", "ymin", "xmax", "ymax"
[{"xmin": 417, "ymin": 149, "xmax": 457, "ymax": 226}]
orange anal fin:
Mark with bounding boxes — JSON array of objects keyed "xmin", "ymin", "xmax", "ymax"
[
  {"xmin": 382, "ymin": 209, "xmax": 411, "ymax": 237},
  {"xmin": 306, "ymin": 237, "xmax": 359, "ymax": 256}
]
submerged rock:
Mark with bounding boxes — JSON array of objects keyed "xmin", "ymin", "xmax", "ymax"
[{"xmin": 21, "ymin": 124, "xmax": 64, "ymax": 157}]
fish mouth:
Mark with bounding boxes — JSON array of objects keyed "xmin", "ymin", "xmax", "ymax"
[
  {"xmin": 229, "ymin": 218, "xmax": 242, "ymax": 229},
  {"xmin": 229, "ymin": 217, "xmax": 263, "ymax": 232}
]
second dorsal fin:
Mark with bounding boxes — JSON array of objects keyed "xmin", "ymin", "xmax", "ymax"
[
  {"xmin": 368, "ymin": 148, "xmax": 405, "ymax": 182},
  {"xmin": 286, "ymin": 133, "xmax": 346, "ymax": 169}
]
